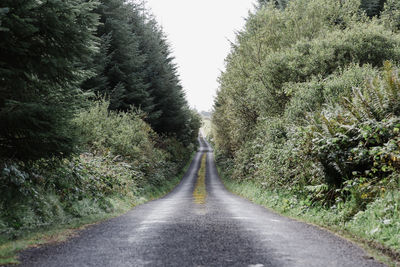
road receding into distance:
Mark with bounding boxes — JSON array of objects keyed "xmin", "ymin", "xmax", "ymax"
[{"xmin": 15, "ymin": 138, "xmax": 385, "ymax": 267}]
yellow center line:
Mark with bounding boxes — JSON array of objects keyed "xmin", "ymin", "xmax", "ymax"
[{"xmin": 193, "ymin": 153, "xmax": 207, "ymax": 204}]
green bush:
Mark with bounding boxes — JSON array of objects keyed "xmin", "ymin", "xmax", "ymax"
[
  {"xmin": 0, "ymin": 100, "xmax": 195, "ymax": 238},
  {"xmin": 212, "ymin": 0, "xmax": 400, "ymax": 256},
  {"xmin": 285, "ymin": 64, "xmax": 378, "ymax": 123},
  {"xmin": 214, "ymin": 14, "xmax": 400, "ymax": 156},
  {"xmin": 308, "ymin": 62, "xmax": 400, "ymax": 186},
  {"xmin": 347, "ymin": 190, "xmax": 400, "ymax": 249},
  {"xmin": 74, "ymin": 100, "xmax": 158, "ymax": 160},
  {"xmin": 255, "ymin": 22, "xmax": 400, "ymax": 117}
]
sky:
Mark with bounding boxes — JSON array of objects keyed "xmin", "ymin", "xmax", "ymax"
[{"xmin": 145, "ymin": 0, "xmax": 256, "ymax": 112}]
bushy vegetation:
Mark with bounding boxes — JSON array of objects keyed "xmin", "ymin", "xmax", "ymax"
[
  {"xmin": 0, "ymin": 0, "xmax": 199, "ymax": 161},
  {"xmin": 212, "ymin": 0, "xmax": 400, "ymax": 257},
  {"xmin": 0, "ymin": 0, "xmax": 200, "ymax": 254},
  {"xmin": 0, "ymin": 100, "xmax": 196, "ymax": 239}
]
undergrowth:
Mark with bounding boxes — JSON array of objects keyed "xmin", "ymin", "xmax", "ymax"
[
  {"xmin": 0, "ymin": 152, "xmax": 193, "ymax": 265},
  {"xmin": 0, "ymin": 100, "xmax": 196, "ymax": 265},
  {"xmin": 210, "ymin": 1, "xmax": 400, "ymax": 265},
  {"xmin": 218, "ymin": 165, "xmax": 400, "ymax": 265}
]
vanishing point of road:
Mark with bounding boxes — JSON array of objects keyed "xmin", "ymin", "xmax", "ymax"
[{"xmin": 16, "ymin": 138, "xmax": 385, "ymax": 267}]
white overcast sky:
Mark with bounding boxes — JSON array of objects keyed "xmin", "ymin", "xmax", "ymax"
[{"xmin": 145, "ymin": 0, "xmax": 256, "ymax": 112}]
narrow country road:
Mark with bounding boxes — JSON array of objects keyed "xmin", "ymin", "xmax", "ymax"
[{"xmin": 16, "ymin": 138, "xmax": 385, "ymax": 267}]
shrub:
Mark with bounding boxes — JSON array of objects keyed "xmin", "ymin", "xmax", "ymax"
[
  {"xmin": 0, "ymin": 100, "xmax": 194, "ymax": 237},
  {"xmin": 285, "ymin": 64, "xmax": 378, "ymax": 123},
  {"xmin": 307, "ymin": 62, "xmax": 400, "ymax": 190},
  {"xmin": 74, "ymin": 100, "xmax": 158, "ymax": 160}
]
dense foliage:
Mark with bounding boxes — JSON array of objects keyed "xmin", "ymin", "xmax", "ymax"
[
  {"xmin": 212, "ymin": 0, "xmax": 400, "ymax": 254},
  {"xmin": 83, "ymin": 0, "xmax": 195, "ymax": 141},
  {"xmin": 0, "ymin": 0, "xmax": 200, "ymax": 240},
  {"xmin": 0, "ymin": 100, "xmax": 193, "ymax": 236},
  {"xmin": 0, "ymin": 0, "xmax": 99, "ymax": 159},
  {"xmin": 258, "ymin": 0, "xmax": 388, "ymax": 17},
  {"xmin": 0, "ymin": 0, "xmax": 199, "ymax": 161}
]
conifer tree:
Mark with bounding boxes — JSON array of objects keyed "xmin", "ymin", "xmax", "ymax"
[
  {"xmin": 0, "ymin": 0, "xmax": 99, "ymax": 159},
  {"xmin": 84, "ymin": 0, "xmax": 154, "ymax": 113},
  {"xmin": 84, "ymin": 0, "xmax": 199, "ymax": 143},
  {"xmin": 361, "ymin": 0, "xmax": 386, "ymax": 17}
]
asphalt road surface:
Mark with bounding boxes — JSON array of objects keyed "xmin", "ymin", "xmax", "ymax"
[{"xmin": 16, "ymin": 138, "xmax": 385, "ymax": 267}]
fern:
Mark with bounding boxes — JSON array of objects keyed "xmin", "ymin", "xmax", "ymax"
[
  {"xmin": 336, "ymin": 61, "xmax": 400, "ymax": 122},
  {"xmin": 308, "ymin": 62, "xmax": 400, "ymax": 186}
]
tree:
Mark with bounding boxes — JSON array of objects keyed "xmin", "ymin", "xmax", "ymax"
[
  {"xmin": 125, "ymin": 5, "xmax": 194, "ymax": 140},
  {"xmin": 381, "ymin": 0, "xmax": 400, "ymax": 30},
  {"xmin": 84, "ymin": 0, "xmax": 154, "ymax": 113},
  {"xmin": 257, "ymin": 0, "xmax": 290, "ymax": 9},
  {"xmin": 0, "ymin": 0, "xmax": 99, "ymax": 159},
  {"xmin": 83, "ymin": 0, "xmax": 198, "ymax": 143},
  {"xmin": 361, "ymin": 0, "xmax": 386, "ymax": 17}
]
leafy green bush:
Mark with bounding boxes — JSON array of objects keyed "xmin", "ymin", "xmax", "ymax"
[
  {"xmin": 73, "ymin": 100, "xmax": 194, "ymax": 186},
  {"xmin": 257, "ymin": 22, "xmax": 400, "ymax": 116},
  {"xmin": 382, "ymin": 0, "xmax": 400, "ymax": 31},
  {"xmin": 214, "ymin": 11, "xmax": 400, "ymax": 156},
  {"xmin": 74, "ymin": 100, "xmax": 157, "ymax": 159},
  {"xmin": 214, "ymin": 0, "xmax": 362, "ymax": 155},
  {"xmin": 213, "ymin": 0, "xmax": 400, "ymax": 257},
  {"xmin": 0, "ymin": 153, "xmax": 136, "ymax": 235},
  {"xmin": 0, "ymin": 100, "xmax": 195, "ymax": 239},
  {"xmin": 285, "ymin": 64, "xmax": 378, "ymax": 123},
  {"xmin": 308, "ymin": 62, "xmax": 400, "ymax": 186},
  {"xmin": 347, "ymin": 190, "xmax": 400, "ymax": 250}
]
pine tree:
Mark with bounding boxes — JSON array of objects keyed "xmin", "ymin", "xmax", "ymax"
[
  {"xmin": 84, "ymin": 0, "xmax": 154, "ymax": 114},
  {"xmin": 145, "ymin": 29, "xmax": 190, "ymax": 138},
  {"xmin": 81, "ymin": 32, "xmax": 112, "ymax": 95},
  {"xmin": 83, "ymin": 0, "xmax": 198, "ymax": 143},
  {"xmin": 125, "ymin": 5, "xmax": 193, "ymax": 139},
  {"xmin": 0, "ymin": 0, "xmax": 99, "ymax": 159}
]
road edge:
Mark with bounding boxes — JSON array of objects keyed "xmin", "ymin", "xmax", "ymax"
[
  {"xmin": 0, "ymin": 152, "xmax": 196, "ymax": 266},
  {"xmin": 216, "ymin": 166, "xmax": 400, "ymax": 267}
]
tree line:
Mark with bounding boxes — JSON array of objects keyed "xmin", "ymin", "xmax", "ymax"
[
  {"xmin": 0, "ymin": 0, "xmax": 200, "ymax": 241},
  {"xmin": 212, "ymin": 0, "xmax": 400, "ymax": 253},
  {"xmin": 0, "ymin": 0, "xmax": 199, "ymax": 160}
]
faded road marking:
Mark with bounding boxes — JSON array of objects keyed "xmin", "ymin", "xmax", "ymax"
[{"xmin": 193, "ymin": 153, "xmax": 207, "ymax": 204}]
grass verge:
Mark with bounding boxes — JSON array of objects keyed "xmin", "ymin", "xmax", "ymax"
[
  {"xmin": 0, "ymin": 152, "xmax": 195, "ymax": 266},
  {"xmin": 218, "ymin": 167, "xmax": 400, "ymax": 267}
]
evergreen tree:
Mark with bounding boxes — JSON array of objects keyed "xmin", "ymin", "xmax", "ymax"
[
  {"xmin": 361, "ymin": 0, "xmax": 386, "ymax": 17},
  {"xmin": 147, "ymin": 33, "xmax": 189, "ymax": 135},
  {"xmin": 119, "ymin": 4, "xmax": 194, "ymax": 140},
  {"xmin": 83, "ymin": 0, "xmax": 198, "ymax": 143},
  {"xmin": 81, "ymin": 32, "xmax": 112, "ymax": 95},
  {"xmin": 84, "ymin": 0, "xmax": 153, "ymax": 113},
  {"xmin": 0, "ymin": 0, "xmax": 99, "ymax": 159}
]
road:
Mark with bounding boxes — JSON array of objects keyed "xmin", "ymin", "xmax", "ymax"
[{"xmin": 16, "ymin": 138, "xmax": 385, "ymax": 266}]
